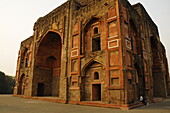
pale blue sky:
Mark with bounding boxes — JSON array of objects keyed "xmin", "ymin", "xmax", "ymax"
[{"xmin": 0, "ymin": 0, "xmax": 169, "ymax": 76}]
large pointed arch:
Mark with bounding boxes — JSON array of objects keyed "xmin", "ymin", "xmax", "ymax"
[
  {"xmin": 33, "ymin": 31, "xmax": 62, "ymax": 97},
  {"xmin": 38, "ymin": 29, "xmax": 63, "ymax": 46}
]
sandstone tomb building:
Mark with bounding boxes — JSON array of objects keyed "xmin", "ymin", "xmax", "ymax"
[{"xmin": 14, "ymin": 0, "xmax": 170, "ymax": 109}]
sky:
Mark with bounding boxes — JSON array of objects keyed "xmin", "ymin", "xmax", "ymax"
[{"xmin": 0, "ymin": 0, "xmax": 169, "ymax": 76}]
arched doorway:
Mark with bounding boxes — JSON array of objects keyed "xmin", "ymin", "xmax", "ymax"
[
  {"xmin": 34, "ymin": 31, "xmax": 62, "ymax": 97},
  {"xmin": 81, "ymin": 61, "xmax": 104, "ymax": 101},
  {"xmin": 37, "ymin": 83, "xmax": 45, "ymax": 96},
  {"xmin": 18, "ymin": 74, "xmax": 25, "ymax": 95}
]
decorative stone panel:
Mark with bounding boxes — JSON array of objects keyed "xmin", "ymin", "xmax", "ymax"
[
  {"xmin": 108, "ymin": 39, "xmax": 119, "ymax": 49},
  {"xmin": 108, "ymin": 21, "xmax": 118, "ymax": 38},
  {"xmin": 109, "ymin": 50, "xmax": 120, "ymax": 66},
  {"xmin": 71, "ymin": 49, "xmax": 78, "ymax": 57}
]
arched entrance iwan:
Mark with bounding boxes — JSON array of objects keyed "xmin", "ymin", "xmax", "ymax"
[{"xmin": 34, "ymin": 31, "xmax": 62, "ymax": 97}]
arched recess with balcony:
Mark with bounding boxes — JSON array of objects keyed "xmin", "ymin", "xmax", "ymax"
[
  {"xmin": 21, "ymin": 48, "xmax": 29, "ymax": 68},
  {"xmin": 82, "ymin": 17, "xmax": 102, "ymax": 54}
]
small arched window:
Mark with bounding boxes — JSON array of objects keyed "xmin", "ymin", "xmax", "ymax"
[
  {"xmin": 94, "ymin": 27, "xmax": 99, "ymax": 34},
  {"xmin": 94, "ymin": 72, "xmax": 99, "ymax": 80}
]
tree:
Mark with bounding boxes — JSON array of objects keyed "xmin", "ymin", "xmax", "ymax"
[{"xmin": 0, "ymin": 71, "xmax": 15, "ymax": 94}]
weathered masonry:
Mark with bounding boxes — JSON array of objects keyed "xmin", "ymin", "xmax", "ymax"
[{"xmin": 14, "ymin": 0, "xmax": 170, "ymax": 109}]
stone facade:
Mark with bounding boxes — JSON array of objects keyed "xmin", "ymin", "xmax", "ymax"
[{"xmin": 14, "ymin": 0, "xmax": 170, "ymax": 109}]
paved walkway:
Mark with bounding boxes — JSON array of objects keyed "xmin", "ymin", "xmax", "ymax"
[{"xmin": 0, "ymin": 95, "xmax": 170, "ymax": 113}]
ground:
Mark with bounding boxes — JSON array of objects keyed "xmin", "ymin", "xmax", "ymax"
[{"xmin": 0, "ymin": 95, "xmax": 169, "ymax": 113}]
